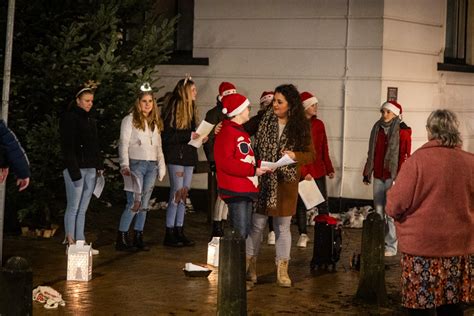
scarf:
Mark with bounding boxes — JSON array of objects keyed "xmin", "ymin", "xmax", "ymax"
[
  {"xmin": 365, "ymin": 117, "xmax": 401, "ymax": 180},
  {"xmin": 254, "ymin": 108, "xmax": 298, "ymax": 212}
]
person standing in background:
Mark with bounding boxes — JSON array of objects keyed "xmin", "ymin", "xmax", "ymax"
[
  {"xmin": 161, "ymin": 75, "xmax": 200, "ymax": 247},
  {"xmin": 295, "ymin": 91, "xmax": 335, "ymax": 248},
  {"xmin": 386, "ymin": 109, "xmax": 473, "ymax": 316},
  {"xmin": 59, "ymin": 82, "xmax": 103, "ymax": 255},
  {"xmin": 116, "ymin": 83, "xmax": 166, "ymax": 252},
  {"xmin": 363, "ymin": 100, "xmax": 411, "ymax": 257},
  {"xmin": 203, "ymin": 82, "xmax": 237, "ymax": 238}
]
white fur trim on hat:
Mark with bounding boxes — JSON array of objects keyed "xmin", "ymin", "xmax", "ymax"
[
  {"xmin": 226, "ymin": 99, "xmax": 250, "ymax": 117},
  {"xmin": 302, "ymin": 96, "xmax": 318, "ymax": 109},
  {"xmin": 381, "ymin": 102, "xmax": 400, "ymax": 116},
  {"xmin": 218, "ymin": 89, "xmax": 237, "ymax": 101}
]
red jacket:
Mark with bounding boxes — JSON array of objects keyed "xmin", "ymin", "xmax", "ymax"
[
  {"xmin": 214, "ymin": 120, "xmax": 259, "ymax": 201},
  {"xmin": 386, "ymin": 140, "xmax": 474, "ymax": 257},
  {"xmin": 301, "ymin": 117, "xmax": 334, "ymax": 179},
  {"xmin": 372, "ymin": 123, "xmax": 411, "ymax": 180}
]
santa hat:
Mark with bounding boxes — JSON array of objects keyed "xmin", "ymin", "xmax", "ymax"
[
  {"xmin": 218, "ymin": 82, "xmax": 237, "ymax": 101},
  {"xmin": 300, "ymin": 91, "xmax": 319, "ymax": 109},
  {"xmin": 222, "ymin": 93, "xmax": 250, "ymax": 117},
  {"xmin": 381, "ymin": 100, "xmax": 402, "ymax": 116},
  {"xmin": 259, "ymin": 91, "xmax": 274, "ymax": 107}
]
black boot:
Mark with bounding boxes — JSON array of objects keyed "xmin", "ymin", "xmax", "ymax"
[
  {"xmin": 175, "ymin": 226, "xmax": 195, "ymax": 247},
  {"xmin": 133, "ymin": 230, "xmax": 150, "ymax": 251},
  {"xmin": 163, "ymin": 227, "xmax": 184, "ymax": 247},
  {"xmin": 211, "ymin": 220, "xmax": 224, "ymax": 238},
  {"xmin": 115, "ymin": 231, "xmax": 135, "ymax": 251}
]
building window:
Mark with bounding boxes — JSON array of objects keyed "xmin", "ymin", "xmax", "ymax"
[
  {"xmin": 439, "ymin": 0, "xmax": 474, "ymax": 72},
  {"xmin": 155, "ymin": 0, "xmax": 208, "ymax": 65}
]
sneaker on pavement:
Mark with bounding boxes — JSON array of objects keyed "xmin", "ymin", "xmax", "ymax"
[
  {"xmin": 297, "ymin": 234, "xmax": 309, "ymax": 248},
  {"xmin": 267, "ymin": 231, "xmax": 275, "ymax": 245},
  {"xmin": 91, "ymin": 248, "xmax": 99, "ymax": 255},
  {"xmin": 384, "ymin": 250, "xmax": 396, "ymax": 257}
]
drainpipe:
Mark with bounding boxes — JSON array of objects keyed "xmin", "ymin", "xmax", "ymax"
[{"xmin": 339, "ymin": 0, "xmax": 350, "ymax": 210}]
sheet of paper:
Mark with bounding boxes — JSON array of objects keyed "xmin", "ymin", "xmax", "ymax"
[
  {"xmin": 298, "ymin": 179, "xmax": 325, "ymax": 210},
  {"xmin": 123, "ymin": 171, "xmax": 142, "ymax": 194},
  {"xmin": 184, "ymin": 262, "xmax": 210, "ymax": 271},
  {"xmin": 93, "ymin": 174, "xmax": 105, "ymax": 198},
  {"xmin": 188, "ymin": 120, "xmax": 215, "ymax": 148},
  {"xmin": 260, "ymin": 154, "xmax": 296, "ymax": 170}
]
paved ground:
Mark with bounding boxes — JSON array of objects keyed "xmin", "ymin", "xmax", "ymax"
[{"xmin": 2, "ymin": 204, "xmax": 473, "ymax": 315}]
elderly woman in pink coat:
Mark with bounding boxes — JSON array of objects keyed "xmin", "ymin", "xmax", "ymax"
[{"xmin": 386, "ymin": 109, "xmax": 473, "ymax": 316}]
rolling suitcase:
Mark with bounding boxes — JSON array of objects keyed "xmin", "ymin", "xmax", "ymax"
[{"xmin": 310, "ymin": 214, "xmax": 342, "ymax": 271}]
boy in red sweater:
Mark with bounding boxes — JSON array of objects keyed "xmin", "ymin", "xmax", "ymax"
[
  {"xmin": 296, "ymin": 91, "xmax": 335, "ymax": 248},
  {"xmin": 214, "ymin": 93, "xmax": 271, "ymax": 238}
]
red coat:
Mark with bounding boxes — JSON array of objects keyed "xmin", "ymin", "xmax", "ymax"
[
  {"xmin": 301, "ymin": 117, "xmax": 334, "ymax": 179},
  {"xmin": 386, "ymin": 140, "xmax": 474, "ymax": 257},
  {"xmin": 372, "ymin": 123, "xmax": 412, "ymax": 180},
  {"xmin": 214, "ymin": 120, "xmax": 259, "ymax": 201}
]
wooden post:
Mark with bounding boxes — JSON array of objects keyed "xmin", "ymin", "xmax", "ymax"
[
  {"xmin": 217, "ymin": 229, "xmax": 247, "ymax": 315},
  {"xmin": 355, "ymin": 212, "xmax": 388, "ymax": 305}
]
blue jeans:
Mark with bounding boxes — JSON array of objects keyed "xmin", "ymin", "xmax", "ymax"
[
  {"xmin": 63, "ymin": 168, "xmax": 97, "ymax": 241},
  {"xmin": 166, "ymin": 164, "xmax": 194, "ymax": 228},
  {"xmin": 227, "ymin": 200, "xmax": 252, "ymax": 238},
  {"xmin": 119, "ymin": 160, "xmax": 158, "ymax": 232},
  {"xmin": 247, "ymin": 213, "xmax": 292, "ymax": 261},
  {"xmin": 373, "ymin": 178, "xmax": 398, "ymax": 253}
]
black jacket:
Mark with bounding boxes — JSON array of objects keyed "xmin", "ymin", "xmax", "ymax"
[
  {"xmin": 203, "ymin": 100, "xmax": 226, "ymax": 163},
  {"xmin": 0, "ymin": 120, "xmax": 30, "ymax": 179},
  {"xmin": 59, "ymin": 106, "xmax": 102, "ymax": 181},
  {"xmin": 161, "ymin": 105, "xmax": 198, "ymax": 166}
]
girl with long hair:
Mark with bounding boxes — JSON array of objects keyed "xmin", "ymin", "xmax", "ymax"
[
  {"xmin": 116, "ymin": 83, "xmax": 166, "ymax": 251},
  {"xmin": 246, "ymin": 84, "xmax": 313, "ymax": 288},
  {"xmin": 161, "ymin": 76, "xmax": 200, "ymax": 247}
]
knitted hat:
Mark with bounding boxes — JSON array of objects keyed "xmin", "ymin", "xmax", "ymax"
[
  {"xmin": 222, "ymin": 93, "xmax": 250, "ymax": 117},
  {"xmin": 259, "ymin": 91, "xmax": 274, "ymax": 107},
  {"xmin": 218, "ymin": 82, "xmax": 237, "ymax": 101},
  {"xmin": 381, "ymin": 100, "xmax": 402, "ymax": 116},
  {"xmin": 300, "ymin": 91, "xmax": 319, "ymax": 109}
]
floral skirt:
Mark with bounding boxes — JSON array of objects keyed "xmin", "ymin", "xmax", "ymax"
[{"xmin": 400, "ymin": 253, "xmax": 473, "ymax": 309}]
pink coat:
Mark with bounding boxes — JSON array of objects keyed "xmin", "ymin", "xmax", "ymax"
[{"xmin": 386, "ymin": 140, "xmax": 474, "ymax": 257}]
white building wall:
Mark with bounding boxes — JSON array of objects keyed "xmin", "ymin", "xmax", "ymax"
[{"xmin": 157, "ymin": 0, "xmax": 474, "ymax": 200}]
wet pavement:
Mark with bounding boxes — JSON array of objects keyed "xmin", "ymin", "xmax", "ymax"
[{"xmin": 2, "ymin": 206, "xmax": 472, "ymax": 315}]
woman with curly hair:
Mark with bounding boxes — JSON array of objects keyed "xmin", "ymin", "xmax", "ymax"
[
  {"xmin": 161, "ymin": 76, "xmax": 200, "ymax": 247},
  {"xmin": 246, "ymin": 84, "xmax": 313, "ymax": 288},
  {"xmin": 386, "ymin": 109, "xmax": 473, "ymax": 315},
  {"xmin": 116, "ymin": 83, "xmax": 166, "ymax": 252}
]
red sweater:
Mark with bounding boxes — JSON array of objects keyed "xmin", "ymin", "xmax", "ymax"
[
  {"xmin": 300, "ymin": 117, "xmax": 334, "ymax": 179},
  {"xmin": 214, "ymin": 120, "xmax": 259, "ymax": 201},
  {"xmin": 386, "ymin": 140, "xmax": 474, "ymax": 257}
]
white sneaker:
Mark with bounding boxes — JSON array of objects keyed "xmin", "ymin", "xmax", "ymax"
[
  {"xmin": 297, "ymin": 234, "xmax": 309, "ymax": 248},
  {"xmin": 267, "ymin": 231, "xmax": 275, "ymax": 245},
  {"xmin": 384, "ymin": 250, "xmax": 396, "ymax": 257},
  {"xmin": 91, "ymin": 248, "xmax": 99, "ymax": 255}
]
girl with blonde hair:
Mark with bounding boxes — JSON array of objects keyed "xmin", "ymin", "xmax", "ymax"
[{"xmin": 116, "ymin": 83, "xmax": 166, "ymax": 251}]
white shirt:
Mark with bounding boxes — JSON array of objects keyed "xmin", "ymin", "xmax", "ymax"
[{"xmin": 119, "ymin": 114, "xmax": 166, "ymax": 181}]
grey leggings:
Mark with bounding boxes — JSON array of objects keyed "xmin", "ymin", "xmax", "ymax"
[{"xmin": 246, "ymin": 213, "xmax": 292, "ymax": 261}]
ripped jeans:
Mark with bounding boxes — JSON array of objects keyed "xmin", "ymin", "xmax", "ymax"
[
  {"xmin": 165, "ymin": 164, "xmax": 194, "ymax": 228},
  {"xmin": 118, "ymin": 160, "xmax": 158, "ymax": 232}
]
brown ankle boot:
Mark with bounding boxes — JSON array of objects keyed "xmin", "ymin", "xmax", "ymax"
[{"xmin": 246, "ymin": 256, "xmax": 257, "ymax": 284}]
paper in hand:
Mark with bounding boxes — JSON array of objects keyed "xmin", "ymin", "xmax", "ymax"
[
  {"xmin": 298, "ymin": 179, "xmax": 325, "ymax": 209},
  {"xmin": 93, "ymin": 174, "xmax": 105, "ymax": 198},
  {"xmin": 123, "ymin": 171, "xmax": 142, "ymax": 194},
  {"xmin": 261, "ymin": 154, "xmax": 296, "ymax": 170},
  {"xmin": 188, "ymin": 120, "xmax": 215, "ymax": 148}
]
